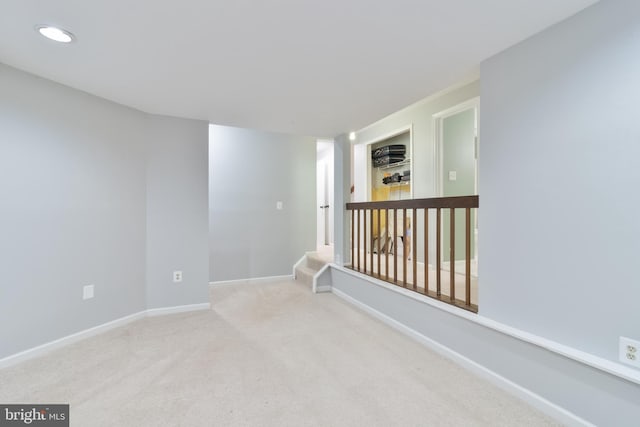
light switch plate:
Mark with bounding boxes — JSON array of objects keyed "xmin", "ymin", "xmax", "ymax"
[
  {"xmin": 276, "ymin": 201, "xmax": 283, "ymax": 210},
  {"xmin": 448, "ymin": 171, "xmax": 457, "ymax": 181}
]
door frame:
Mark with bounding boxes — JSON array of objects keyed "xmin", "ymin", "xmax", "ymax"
[
  {"xmin": 433, "ymin": 97, "xmax": 479, "ymax": 198},
  {"xmin": 316, "ymin": 139, "xmax": 334, "ymax": 249},
  {"xmin": 433, "ymin": 97, "xmax": 480, "ymax": 264},
  {"xmin": 362, "ymin": 124, "xmax": 414, "ymax": 202}
]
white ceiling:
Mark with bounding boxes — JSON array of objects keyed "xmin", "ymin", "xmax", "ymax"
[{"xmin": 0, "ymin": 0, "xmax": 597, "ymax": 137}]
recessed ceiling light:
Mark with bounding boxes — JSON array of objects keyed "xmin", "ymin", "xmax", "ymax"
[{"xmin": 36, "ymin": 25, "xmax": 75, "ymax": 43}]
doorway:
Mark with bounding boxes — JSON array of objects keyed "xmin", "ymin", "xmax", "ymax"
[
  {"xmin": 317, "ymin": 140, "xmax": 334, "ymax": 250},
  {"xmin": 435, "ymin": 99, "xmax": 479, "ymax": 272}
]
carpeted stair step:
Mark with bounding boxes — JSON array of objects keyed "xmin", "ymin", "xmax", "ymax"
[
  {"xmin": 306, "ymin": 252, "xmax": 328, "ymax": 271},
  {"xmin": 295, "ymin": 265, "xmax": 316, "ymax": 286}
]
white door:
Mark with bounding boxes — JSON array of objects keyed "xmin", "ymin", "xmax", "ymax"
[
  {"xmin": 317, "ymin": 159, "xmax": 329, "ymax": 246},
  {"xmin": 317, "ymin": 141, "xmax": 334, "ymax": 249}
]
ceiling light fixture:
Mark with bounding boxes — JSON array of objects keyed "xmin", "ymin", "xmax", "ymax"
[
  {"xmin": 349, "ymin": 132, "xmax": 356, "ymax": 141},
  {"xmin": 36, "ymin": 25, "xmax": 75, "ymax": 43}
]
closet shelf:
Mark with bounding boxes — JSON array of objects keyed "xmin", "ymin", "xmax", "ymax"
[{"xmin": 378, "ymin": 159, "xmax": 410, "ymax": 170}]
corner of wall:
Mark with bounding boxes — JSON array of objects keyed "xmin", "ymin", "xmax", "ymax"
[{"xmin": 145, "ymin": 116, "xmax": 210, "ymax": 309}]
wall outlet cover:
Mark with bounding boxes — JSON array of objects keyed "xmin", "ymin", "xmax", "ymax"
[
  {"xmin": 619, "ymin": 336, "xmax": 640, "ymax": 368},
  {"xmin": 448, "ymin": 171, "xmax": 457, "ymax": 181},
  {"xmin": 173, "ymin": 271, "xmax": 183, "ymax": 283},
  {"xmin": 83, "ymin": 284, "xmax": 94, "ymax": 300}
]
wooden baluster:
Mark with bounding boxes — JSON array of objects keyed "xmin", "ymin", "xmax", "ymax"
[
  {"xmin": 346, "ymin": 197, "xmax": 478, "ymax": 313},
  {"xmin": 450, "ymin": 208, "xmax": 456, "ymax": 302},
  {"xmin": 424, "ymin": 208, "xmax": 429, "ymax": 294},
  {"xmin": 465, "ymin": 207, "xmax": 471, "ymax": 307},
  {"xmin": 403, "ymin": 209, "xmax": 407, "ymax": 287},
  {"xmin": 370, "ymin": 209, "xmax": 374, "ymax": 274},
  {"xmin": 351, "ymin": 209, "xmax": 354, "ymax": 269},
  {"xmin": 394, "ymin": 209, "xmax": 398, "ymax": 284},
  {"xmin": 385, "ymin": 208, "xmax": 389, "ymax": 281},
  {"xmin": 357, "ymin": 209, "xmax": 361, "ymax": 272},
  {"xmin": 436, "ymin": 208, "xmax": 441, "ymax": 296},
  {"xmin": 412, "ymin": 208, "xmax": 417, "ymax": 291},
  {"xmin": 377, "ymin": 208, "xmax": 381, "ymax": 277},
  {"xmin": 363, "ymin": 209, "xmax": 367, "ymax": 273}
]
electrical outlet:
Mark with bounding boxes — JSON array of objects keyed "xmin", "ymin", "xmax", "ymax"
[
  {"xmin": 619, "ymin": 337, "xmax": 640, "ymax": 367},
  {"xmin": 83, "ymin": 284, "xmax": 94, "ymax": 300},
  {"xmin": 173, "ymin": 271, "xmax": 183, "ymax": 283}
]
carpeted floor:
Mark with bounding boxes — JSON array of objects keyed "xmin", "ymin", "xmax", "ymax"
[{"xmin": 0, "ymin": 279, "xmax": 559, "ymax": 426}]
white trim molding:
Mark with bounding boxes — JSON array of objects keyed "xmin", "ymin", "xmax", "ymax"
[
  {"xmin": 312, "ymin": 263, "xmax": 332, "ymax": 293},
  {"xmin": 209, "ymin": 274, "xmax": 293, "ymax": 287},
  {"xmin": 293, "ymin": 254, "xmax": 307, "ymax": 279},
  {"xmin": 0, "ymin": 302, "xmax": 211, "ymax": 369},
  {"xmin": 146, "ymin": 302, "xmax": 211, "ymax": 317}
]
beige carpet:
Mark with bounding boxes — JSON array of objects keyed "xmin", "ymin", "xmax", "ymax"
[{"xmin": 0, "ymin": 279, "xmax": 559, "ymax": 426}]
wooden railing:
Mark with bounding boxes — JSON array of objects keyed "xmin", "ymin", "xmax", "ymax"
[{"xmin": 346, "ymin": 196, "xmax": 479, "ymax": 313}]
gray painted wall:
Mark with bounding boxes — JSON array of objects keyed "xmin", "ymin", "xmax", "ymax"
[
  {"xmin": 330, "ymin": 269, "xmax": 640, "ymax": 426},
  {"xmin": 146, "ymin": 116, "xmax": 209, "ymax": 309},
  {"xmin": 0, "ymin": 64, "xmax": 209, "ymax": 358},
  {"xmin": 0, "ymin": 63, "xmax": 147, "ymax": 358},
  {"xmin": 334, "ymin": 134, "xmax": 351, "ymax": 266},
  {"xmin": 480, "ymin": 0, "xmax": 640, "ymax": 363},
  {"xmin": 209, "ymin": 125, "xmax": 316, "ymax": 281}
]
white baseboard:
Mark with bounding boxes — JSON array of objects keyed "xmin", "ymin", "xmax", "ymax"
[
  {"xmin": 331, "ymin": 288, "xmax": 595, "ymax": 427},
  {"xmin": 146, "ymin": 302, "xmax": 211, "ymax": 317},
  {"xmin": 209, "ymin": 275, "xmax": 293, "ymax": 286},
  {"xmin": 315, "ymin": 285, "xmax": 332, "ymax": 293},
  {"xmin": 0, "ymin": 310, "xmax": 145, "ymax": 369},
  {"xmin": 0, "ymin": 302, "xmax": 210, "ymax": 370}
]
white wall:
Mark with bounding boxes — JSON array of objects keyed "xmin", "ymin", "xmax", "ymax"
[
  {"xmin": 0, "ymin": 64, "xmax": 147, "ymax": 358},
  {"xmin": 480, "ymin": 0, "xmax": 640, "ymax": 364},
  {"xmin": 333, "ymin": 134, "xmax": 352, "ymax": 266},
  {"xmin": 209, "ymin": 125, "xmax": 316, "ymax": 281},
  {"xmin": 352, "ymin": 143, "xmax": 368, "ymax": 202},
  {"xmin": 146, "ymin": 116, "xmax": 209, "ymax": 309},
  {"xmin": 0, "ymin": 63, "xmax": 210, "ymax": 359}
]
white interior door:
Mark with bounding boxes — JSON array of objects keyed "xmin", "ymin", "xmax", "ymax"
[
  {"xmin": 317, "ymin": 158, "xmax": 327, "ymax": 247},
  {"xmin": 317, "ymin": 141, "xmax": 334, "ymax": 249}
]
